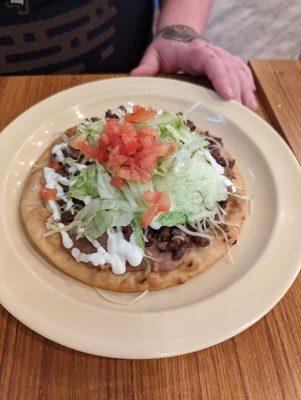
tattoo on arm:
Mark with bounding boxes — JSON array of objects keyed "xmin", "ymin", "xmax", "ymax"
[{"xmin": 158, "ymin": 25, "xmax": 203, "ymax": 43}]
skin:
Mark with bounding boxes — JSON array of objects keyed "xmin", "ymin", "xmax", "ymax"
[{"xmin": 131, "ymin": 0, "xmax": 258, "ymax": 111}]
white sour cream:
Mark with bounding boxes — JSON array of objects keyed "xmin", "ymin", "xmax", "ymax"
[
  {"xmin": 68, "ymin": 163, "xmax": 87, "ymax": 175},
  {"xmin": 48, "ymin": 200, "xmax": 61, "ymax": 220},
  {"xmin": 204, "ymin": 150, "xmax": 236, "ymax": 193},
  {"xmin": 58, "ymin": 223, "xmax": 73, "ymax": 249},
  {"xmin": 150, "ymin": 219, "xmax": 162, "ymax": 230},
  {"xmin": 67, "ymin": 229, "xmax": 144, "ymax": 275},
  {"xmin": 44, "ymin": 167, "xmax": 73, "ymax": 220},
  {"xmin": 52, "ymin": 143, "xmax": 69, "ymax": 163}
]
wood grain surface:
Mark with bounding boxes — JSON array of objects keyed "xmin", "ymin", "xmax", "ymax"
[
  {"xmin": 0, "ymin": 70, "xmax": 300, "ymax": 400},
  {"xmin": 250, "ymin": 60, "xmax": 301, "ymax": 161}
]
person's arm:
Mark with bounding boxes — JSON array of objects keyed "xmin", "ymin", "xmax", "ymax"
[
  {"xmin": 131, "ymin": 0, "xmax": 257, "ymax": 111},
  {"xmin": 158, "ymin": 0, "xmax": 212, "ymax": 34}
]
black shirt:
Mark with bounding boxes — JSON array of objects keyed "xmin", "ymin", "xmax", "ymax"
[{"xmin": 0, "ymin": 0, "xmax": 154, "ymax": 75}]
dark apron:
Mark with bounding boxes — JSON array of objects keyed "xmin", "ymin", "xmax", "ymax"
[{"xmin": 0, "ymin": 0, "xmax": 154, "ymax": 75}]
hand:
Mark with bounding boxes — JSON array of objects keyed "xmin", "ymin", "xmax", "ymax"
[{"xmin": 131, "ymin": 26, "xmax": 257, "ymax": 111}]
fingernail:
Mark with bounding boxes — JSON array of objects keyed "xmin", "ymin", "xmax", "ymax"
[{"xmin": 225, "ymin": 86, "xmax": 234, "ymax": 98}]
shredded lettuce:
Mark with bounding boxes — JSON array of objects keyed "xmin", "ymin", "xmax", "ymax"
[
  {"xmin": 154, "ymin": 153, "xmax": 228, "ymax": 223},
  {"xmin": 68, "ymin": 165, "xmax": 99, "ymax": 200},
  {"xmin": 132, "ymin": 214, "xmax": 144, "ymax": 249},
  {"xmin": 76, "ymin": 119, "xmax": 104, "ymax": 143},
  {"xmin": 159, "ymin": 211, "xmax": 187, "ymax": 227},
  {"xmin": 84, "ymin": 210, "xmax": 113, "ymax": 239}
]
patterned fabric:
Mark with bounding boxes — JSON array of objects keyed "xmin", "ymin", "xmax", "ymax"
[{"xmin": 0, "ymin": 0, "xmax": 153, "ymax": 74}]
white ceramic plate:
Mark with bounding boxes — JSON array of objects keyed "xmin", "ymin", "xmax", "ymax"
[{"xmin": 0, "ymin": 77, "xmax": 300, "ymax": 359}]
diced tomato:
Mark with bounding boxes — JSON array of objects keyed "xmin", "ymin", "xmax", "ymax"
[
  {"xmin": 139, "ymin": 152, "xmax": 158, "ymax": 171},
  {"xmin": 99, "ymin": 132, "xmax": 110, "ymax": 147},
  {"xmin": 110, "ymin": 177, "xmax": 125, "ymax": 187},
  {"xmin": 135, "ymin": 147, "xmax": 156, "ymax": 160},
  {"xmin": 69, "ymin": 137, "xmax": 98, "ymax": 158},
  {"xmin": 125, "ymin": 105, "xmax": 156, "ymax": 123},
  {"xmin": 132, "ymin": 165, "xmax": 151, "ymax": 183},
  {"xmin": 141, "ymin": 203, "xmax": 160, "ymax": 229},
  {"xmin": 158, "ymin": 193, "xmax": 170, "ymax": 211},
  {"xmin": 143, "ymin": 190, "xmax": 161, "ymax": 203},
  {"xmin": 141, "ymin": 191, "xmax": 171, "ymax": 227},
  {"xmin": 156, "ymin": 142, "xmax": 176, "ymax": 157},
  {"xmin": 96, "ymin": 148, "xmax": 107, "ymax": 164},
  {"xmin": 41, "ymin": 187, "xmax": 57, "ymax": 201},
  {"xmin": 118, "ymin": 167, "xmax": 140, "ymax": 181},
  {"xmin": 104, "ymin": 119, "xmax": 121, "ymax": 135},
  {"xmin": 108, "ymin": 153, "xmax": 124, "ymax": 173},
  {"xmin": 139, "ymin": 136, "xmax": 155, "ymax": 148},
  {"xmin": 120, "ymin": 122, "xmax": 137, "ymax": 137},
  {"xmin": 137, "ymin": 127, "xmax": 156, "ymax": 137},
  {"xmin": 48, "ymin": 161, "xmax": 61, "ymax": 171},
  {"xmin": 121, "ymin": 135, "xmax": 141, "ymax": 154}
]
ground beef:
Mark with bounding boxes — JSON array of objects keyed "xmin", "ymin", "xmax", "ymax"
[
  {"xmin": 219, "ymin": 200, "xmax": 228, "ymax": 209},
  {"xmin": 62, "ymin": 147, "xmax": 80, "ymax": 160},
  {"xmin": 148, "ymin": 226, "xmax": 200, "ymax": 261},
  {"xmin": 158, "ymin": 227, "xmax": 171, "ymax": 241},
  {"xmin": 56, "ymin": 199, "xmax": 65, "ymax": 208},
  {"xmin": 71, "ymin": 237, "xmax": 95, "ymax": 254},
  {"xmin": 57, "ymin": 164, "xmax": 69, "ymax": 177},
  {"xmin": 145, "ymin": 230, "xmax": 155, "ymax": 247},
  {"xmin": 119, "ymin": 105, "xmax": 127, "ymax": 113},
  {"xmin": 60, "ymin": 211, "xmax": 74, "ymax": 223},
  {"xmin": 105, "ymin": 109, "xmax": 119, "ymax": 119},
  {"xmin": 185, "ymin": 119, "xmax": 196, "ymax": 132},
  {"xmin": 90, "ymin": 116, "xmax": 99, "ymax": 122},
  {"xmin": 191, "ymin": 236, "xmax": 210, "ymax": 246},
  {"xmin": 209, "ymin": 148, "xmax": 228, "ymax": 167},
  {"xmin": 122, "ymin": 226, "xmax": 132, "ymax": 241},
  {"xmin": 172, "ymin": 245, "xmax": 187, "ymax": 261}
]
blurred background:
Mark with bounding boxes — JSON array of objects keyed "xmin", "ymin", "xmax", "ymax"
[{"xmin": 155, "ymin": 0, "xmax": 301, "ymax": 61}]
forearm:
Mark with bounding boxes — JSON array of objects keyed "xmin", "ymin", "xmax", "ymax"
[{"xmin": 158, "ymin": 0, "xmax": 212, "ymax": 34}]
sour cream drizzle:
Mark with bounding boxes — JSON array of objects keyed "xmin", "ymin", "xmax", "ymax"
[
  {"xmin": 68, "ymin": 229, "xmax": 143, "ymax": 275},
  {"xmin": 52, "ymin": 143, "xmax": 69, "ymax": 163},
  {"xmin": 44, "ymin": 166, "xmax": 73, "ymax": 220},
  {"xmin": 204, "ymin": 150, "xmax": 236, "ymax": 193}
]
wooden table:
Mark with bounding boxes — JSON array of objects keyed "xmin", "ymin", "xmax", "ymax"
[{"xmin": 0, "ymin": 61, "xmax": 300, "ymax": 400}]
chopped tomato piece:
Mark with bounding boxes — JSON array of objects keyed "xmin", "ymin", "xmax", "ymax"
[
  {"xmin": 99, "ymin": 132, "xmax": 110, "ymax": 147},
  {"xmin": 143, "ymin": 190, "xmax": 161, "ymax": 203},
  {"xmin": 121, "ymin": 135, "xmax": 141, "ymax": 154},
  {"xmin": 137, "ymin": 127, "xmax": 156, "ymax": 137},
  {"xmin": 41, "ymin": 187, "xmax": 57, "ymax": 201},
  {"xmin": 118, "ymin": 167, "xmax": 140, "ymax": 181},
  {"xmin": 121, "ymin": 122, "xmax": 137, "ymax": 137},
  {"xmin": 96, "ymin": 149, "xmax": 107, "ymax": 164},
  {"xmin": 125, "ymin": 105, "xmax": 156, "ymax": 123},
  {"xmin": 104, "ymin": 119, "xmax": 121, "ymax": 135},
  {"xmin": 135, "ymin": 147, "xmax": 156, "ymax": 160},
  {"xmin": 48, "ymin": 161, "xmax": 61, "ymax": 171},
  {"xmin": 110, "ymin": 177, "xmax": 125, "ymax": 187},
  {"xmin": 139, "ymin": 136, "xmax": 155, "ymax": 148},
  {"xmin": 139, "ymin": 152, "xmax": 157, "ymax": 171},
  {"xmin": 156, "ymin": 142, "xmax": 176, "ymax": 157},
  {"xmin": 141, "ymin": 203, "xmax": 160, "ymax": 229},
  {"xmin": 69, "ymin": 137, "xmax": 98, "ymax": 158},
  {"xmin": 132, "ymin": 165, "xmax": 151, "ymax": 183},
  {"xmin": 158, "ymin": 193, "xmax": 170, "ymax": 211}
]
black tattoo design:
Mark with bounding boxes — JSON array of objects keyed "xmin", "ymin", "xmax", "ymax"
[{"xmin": 158, "ymin": 25, "xmax": 202, "ymax": 43}]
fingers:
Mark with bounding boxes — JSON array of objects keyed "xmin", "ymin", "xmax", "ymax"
[
  {"xmin": 236, "ymin": 68, "xmax": 258, "ymax": 111},
  {"xmin": 198, "ymin": 50, "xmax": 234, "ymax": 100},
  {"xmin": 210, "ymin": 46, "xmax": 257, "ymax": 109},
  {"xmin": 130, "ymin": 48, "xmax": 160, "ymax": 76},
  {"xmin": 234, "ymin": 56, "xmax": 256, "ymax": 91}
]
